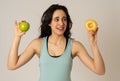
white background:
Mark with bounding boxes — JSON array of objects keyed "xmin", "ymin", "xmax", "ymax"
[{"xmin": 0, "ymin": 0, "xmax": 120, "ymax": 81}]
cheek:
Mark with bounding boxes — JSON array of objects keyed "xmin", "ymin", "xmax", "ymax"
[
  {"xmin": 65, "ymin": 23, "xmax": 67, "ymax": 28},
  {"xmin": 65, "ymin": 21, "xmax": 67, "ymax": 26},
  {"xmin": 50, "ymin": 23, "xmax": 56, "ymax": 28},
  {"xmin": 50, "ymin": 25, "xmax": 57, "ymax": 31}
]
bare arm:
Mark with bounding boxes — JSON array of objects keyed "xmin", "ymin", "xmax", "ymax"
[
  {"xmin": 7, "ymin": 21, "xmax": 36, "ymax": 70},
  {"xmin": 73, "ymin": 29, "xmax": 105, "ymax": 75}
]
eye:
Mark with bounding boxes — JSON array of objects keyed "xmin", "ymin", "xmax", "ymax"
[
  {"xmin": 54, "ymin": 18, "xmax": 59, "ymax": 22},
  {"xmin": 63, "ymin": 18, "xmax": 67, "ymax": 21},
  {"xmin": 62, "ymin": 16, "xmax": 67, "ymax": 22}
]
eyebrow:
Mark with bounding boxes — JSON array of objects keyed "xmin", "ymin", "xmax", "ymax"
[
  {"xmin": 54, "ymin": 16, "xmax": 67, "ymax": 19},
  {"xmin": 63, "ymin": 16, "xmax": 67, "ymax": 19}
]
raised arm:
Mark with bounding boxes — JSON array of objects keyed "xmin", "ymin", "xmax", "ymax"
[
  {"xmin": 7, "ymin": 20, "xmax": 36, "ymax": 70},
  {"xmin": 73, "ymin": 28, "xmax": 105, "ymax": 75}
]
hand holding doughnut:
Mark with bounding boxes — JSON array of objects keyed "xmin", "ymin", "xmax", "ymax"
[{"xmin": 85, "ymin": 19, "xmax": 98, "ymax": 31}]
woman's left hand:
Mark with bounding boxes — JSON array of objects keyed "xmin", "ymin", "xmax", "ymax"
[{"xmin": 88, "ymin": 28, "xmax": 98, "ymax": 45}]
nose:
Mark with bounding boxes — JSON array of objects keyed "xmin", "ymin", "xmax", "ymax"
[{"xmin": 59, "ymin": 20, "xmax": 64, "ymax": 26}]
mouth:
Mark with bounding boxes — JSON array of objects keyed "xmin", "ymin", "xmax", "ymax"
[{"xmin": 56, "ymin": 27, "xmax": 65, "ymax": 31}]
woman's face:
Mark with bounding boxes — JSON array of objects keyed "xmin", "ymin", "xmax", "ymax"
[{"xmin": 49, "ymin": 9, "xmax": 67, "ymax": 36}]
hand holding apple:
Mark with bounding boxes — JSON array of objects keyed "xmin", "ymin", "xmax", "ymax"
[
  {"xmin": 19, "ymin": 21, "xmax": 30, "ymax": 32},
  {"xmin": 85, "ymin": 19, "xmax": 98, "ymax": 31}
]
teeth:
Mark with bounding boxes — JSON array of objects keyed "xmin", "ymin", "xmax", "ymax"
[
  {"xmin": 57, "ymin": 27, "xmax": 64, "ymax": 30},
  {"xmin": 58, "ymin": 27, "xmax": 61, "ymax": 29}
]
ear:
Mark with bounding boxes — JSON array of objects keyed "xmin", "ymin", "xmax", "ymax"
[{"xmin": 48, "ymin": 24, "xmax": 51, "ymax": 27}]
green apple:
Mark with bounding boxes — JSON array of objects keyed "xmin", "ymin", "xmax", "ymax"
[{"xmin": 19, "ymin": 21, "xmax": 30, "ymax": 32}]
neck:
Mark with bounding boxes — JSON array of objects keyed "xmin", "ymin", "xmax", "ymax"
[{"xmin": 48, "ymin": 35, "xmax": 66, "ymax": 45}]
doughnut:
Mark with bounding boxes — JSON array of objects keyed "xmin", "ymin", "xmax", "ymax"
[{"xmin": 85, "ymin": 19, "xmax": 98, "ymax": 31}]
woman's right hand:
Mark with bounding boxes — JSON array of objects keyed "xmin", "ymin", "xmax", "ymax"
[{"xmin": 14, "ymin": 20, "xmax": 26, "ymax": 38}]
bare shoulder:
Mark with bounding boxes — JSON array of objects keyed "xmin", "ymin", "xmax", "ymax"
[
  {"xmin": 72, "ymin": 39, "xmax": 84, "ymax": 58},
  {"xmin": 30, "ymin": 38, "xmax": 43, "ymax": 57},
  {"xmin": 72, "ymin": 39, "xmax": 83, "ymax": 48},
  {"xmin": 31, "ymin": 38, "xmax": 43, "ymax": 44}
]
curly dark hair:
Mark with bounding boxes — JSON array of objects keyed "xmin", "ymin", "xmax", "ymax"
[{"xmin": 38, "ymin": 4, "xmax": 72, "ymax": 39}]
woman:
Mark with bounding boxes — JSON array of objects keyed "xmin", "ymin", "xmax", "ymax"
[{"xmin": 7, "ymin": 4, "xmax": 105, "ymax": 81}]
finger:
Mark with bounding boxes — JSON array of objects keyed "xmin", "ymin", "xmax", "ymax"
[
  {"xmin": 95, "ymin": 28, "xmax": 98, "ymax": 37},
  {"xmin": 95, "ymin": 27, "xmax": 98, "ymax": 33},
  {"xmin": 14, "ymin": 20, "xmax": 19, "ymax": 28},
  {"xmin": 88, "ymin": 30, "xmax": 94, "ymax": 35},
  {"xmin": 87, "ymin": 30, "xmax": 93, "ymax": 38},
  {"xmin": 14, "ymin": 20, "xmax": 17, "ymax": 26},
  {"xmin": 20, "ymin": 32, "xmax": 26, "ymax": 36},
  {"xmin": 21, "ymin": 20, "xmax": 26, "ymax": 22}
]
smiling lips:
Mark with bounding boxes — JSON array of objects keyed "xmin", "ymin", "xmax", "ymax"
[{"xmin": 56, "ymin": 27, "xmax": 65, "ymax": 31}]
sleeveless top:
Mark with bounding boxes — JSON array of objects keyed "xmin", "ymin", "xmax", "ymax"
[{"xmin": 39, "ymin": 36, "xmax": 73, "ymax": 81}]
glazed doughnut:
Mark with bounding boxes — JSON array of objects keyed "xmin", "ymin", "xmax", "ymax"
[{"xmin": 85, "ymin": 19, "xmax": 98, "ymax": 31}]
